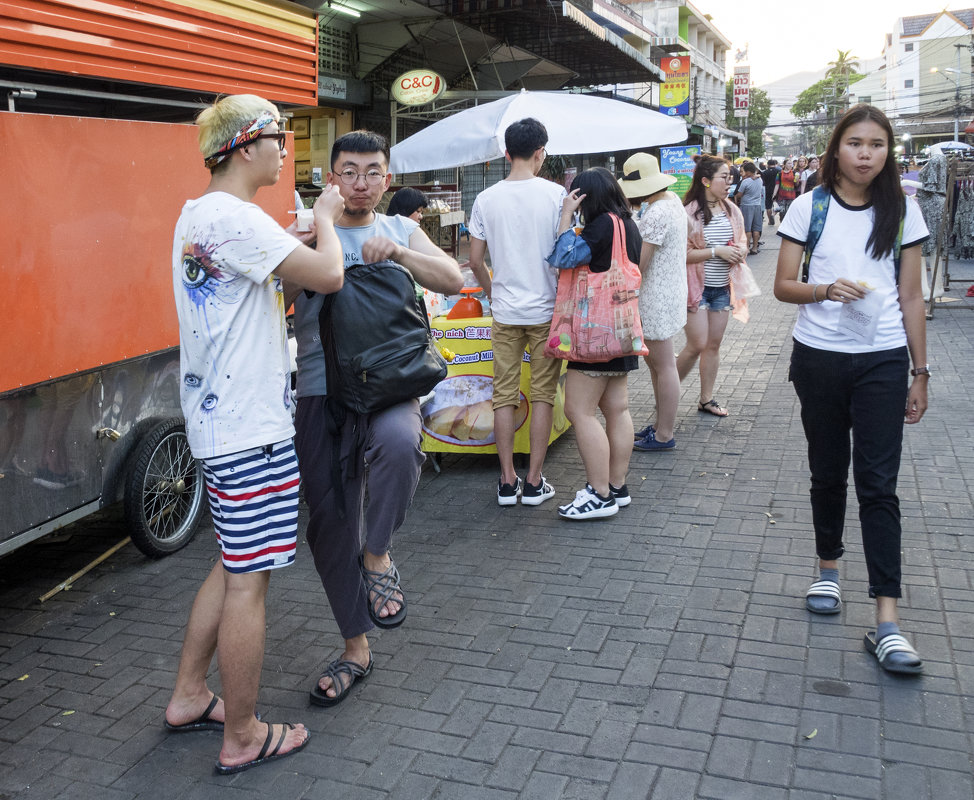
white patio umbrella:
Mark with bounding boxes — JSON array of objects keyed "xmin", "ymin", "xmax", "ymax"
[
  {"xmin": 927, "ymin": 141, "xmax": 973, "ymax": 154},
  {"xmin": 389, "ymin": 89, "xmax": 688, "ymax": 173}
]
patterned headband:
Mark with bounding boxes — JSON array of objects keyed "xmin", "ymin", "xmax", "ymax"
[{"xmin": 204, "ymin": 112, "xmax": 277, "ymax": 169}]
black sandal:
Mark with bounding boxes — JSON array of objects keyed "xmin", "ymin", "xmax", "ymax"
[
  {"xmin": 309, "ymin": 655, "xmax": 374, "ymax": 707},
  {"xmin": 863, "ymin": 631, "xmax": 923, "ymax": 675},
  {"xmin": 165, "ymin": 695, "xmax": 223, "ymax": 733},
  {"xmin": 698, "ymin": 399, "xmax": 729, "ymax": 417},
  {"xmin": 360, "ymin": 556, "xmax": 407, "ymax": 629},
  {"xmin": 214, "ymin": 723, "xmax": 309, "ymax": 774}
]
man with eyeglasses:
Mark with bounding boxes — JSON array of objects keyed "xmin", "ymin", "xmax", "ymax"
[
  {"xmin": 166, "ymin": 94, "xmax": 344, "ymax": 774},
  {"xmin": 289, "ymin": 130, "xmax": 462, "ymax": 708}
]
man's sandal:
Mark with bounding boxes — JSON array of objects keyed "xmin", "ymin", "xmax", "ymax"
[
  {"xmin": 698, "ymin": 399, "xmax": 729, "ymax": 417},
  {"xmin": 309, "ymin": 655, "xmax": 374, "ymax": 707},
  {"xmin": 165, "ymin": 695, "xmax": 224, "ymax": 732},
  {"xmin": 164, "ymin": 696, "xmax": 261, "ymax": 733},
  {"xmin": 360, "ymin": 556, "xmax": 407, "ymax": 629},
  {"xmin": 864, "ymin": 631, "xmax": 923, "ymax": 675},
  {"xmin": 805, "ymin": 579, "xmax": 842, "ymax": 615},
  {"xmin": 214, "ymin": 723, "xmax": 309, "ymax": 775}
]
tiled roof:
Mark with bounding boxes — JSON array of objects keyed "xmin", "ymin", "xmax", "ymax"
[{"xmin": 902, "ymin": 8, "xmax": 974, "ymax": 36}]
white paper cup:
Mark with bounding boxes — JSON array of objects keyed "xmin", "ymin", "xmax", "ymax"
[{"xmin": 296, "ymin": 208, "xmax": 314, "ymax": 231}]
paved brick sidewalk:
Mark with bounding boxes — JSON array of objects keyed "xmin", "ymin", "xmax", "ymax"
[{"xmin": 2, "ymin": 231, "xmax": 973, "ymax": 799}]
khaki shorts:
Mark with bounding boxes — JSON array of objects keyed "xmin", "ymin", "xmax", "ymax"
[{"xmin": 491, "ymin": 320, "xmax": 561, "ymax": 409}]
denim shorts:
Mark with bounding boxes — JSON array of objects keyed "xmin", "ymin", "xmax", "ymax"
[{"xmin": 698, "ymin": 285, "xmax": 732, "ymax": 312}]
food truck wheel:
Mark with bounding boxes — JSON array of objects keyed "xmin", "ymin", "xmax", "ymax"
[{"xmin": 125, "ymin": 419, "xmax": 206, "ymax": 558}]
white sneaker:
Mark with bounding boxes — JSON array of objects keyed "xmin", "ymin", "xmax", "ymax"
[
  {"xmin": 497, "ymin": 477, "xmax": 522, "ymax": 507},
  {"xmin": 558, "ymin": 484, "xmax": 618, "ymax": 520},
  {"xmin": 609, "ymin": 483, "xmax": 631, "ymax": 507},
  {"xmin": 521, "ymin": 476, "xmax": 555, "ymax": 506}
]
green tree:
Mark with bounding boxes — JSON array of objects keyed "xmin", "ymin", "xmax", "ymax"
[
  {"xmin": 724, "ymin": 81, "xmax": 772, "ymax": 157},
  {"xmin": 826, "ymin": 49, "xmax": 861, "ymax": 105},
  {"xmin": 790, "ymin": 62, "xmax": 866, "ymax": 153},
  {"xmin": 791, "ymin": 73, "xmax": 866, "ymax": 119}
]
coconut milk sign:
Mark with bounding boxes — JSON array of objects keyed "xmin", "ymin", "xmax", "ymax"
[{"xmin": 392, "ymin": 70, "xmax": 446, "ymax": 106}]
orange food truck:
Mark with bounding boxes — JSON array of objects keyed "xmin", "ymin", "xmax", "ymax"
[{"xmin": 0, "ymin": 0, "xmax": 318, "ymax": 556}]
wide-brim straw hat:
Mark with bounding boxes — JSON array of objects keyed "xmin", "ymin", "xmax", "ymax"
[{"xmin": 619, "ymin": 152, "xmax": 676, "ymax": 198}]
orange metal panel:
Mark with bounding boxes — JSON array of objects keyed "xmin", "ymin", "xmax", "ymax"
[
  {"xmin": 0, "ymin": 0, "xmax": 318, "ymax": 105},
  {"xmin": 0, "ymin": 112, "xmax": 295, "ymax": 394}
]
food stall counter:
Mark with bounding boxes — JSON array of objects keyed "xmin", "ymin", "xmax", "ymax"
[{"xmin": 421, "ymin": 315, "xmax": 569, "ymax": 454}]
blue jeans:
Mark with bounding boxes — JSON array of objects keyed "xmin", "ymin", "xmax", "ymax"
[
  {"xmin": 698, "ymin": 285, "xmax": 731, "ymax": 311},
  {"xmin": 789, "ymin": 340, "xmax": 909, "ymax": 598}
]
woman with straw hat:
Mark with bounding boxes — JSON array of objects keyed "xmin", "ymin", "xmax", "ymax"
[{"xmin": 619, "ymin": 152, "xmax": 688, "ymax": 450}]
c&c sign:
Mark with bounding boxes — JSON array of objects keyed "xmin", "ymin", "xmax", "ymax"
[{"xmin": 392, "ymin": 70, "xmax": 447, "ymax": 106}]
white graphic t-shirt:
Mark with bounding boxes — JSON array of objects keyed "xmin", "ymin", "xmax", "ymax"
[{"xmin": 172, "ymin": 192, "xmax": 301, "ymax": 459}]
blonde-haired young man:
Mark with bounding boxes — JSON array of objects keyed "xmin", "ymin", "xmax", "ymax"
[{"xmin": 164, "ymin": 94, "xmax": 343, "ymax": 775}]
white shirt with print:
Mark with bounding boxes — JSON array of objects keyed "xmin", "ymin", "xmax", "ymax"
[{"xmin": 172, "ymin": 192, "xmax": 301, "ymax": 459}]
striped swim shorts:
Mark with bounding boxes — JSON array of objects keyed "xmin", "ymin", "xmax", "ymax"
[{"xmin": 200, "ymin": 439, "xmax": 300, "ymax": 574}]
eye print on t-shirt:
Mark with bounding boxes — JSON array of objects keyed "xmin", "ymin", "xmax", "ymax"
[
  {"xmin": 180, "ymin": 237, "xmax": 250, "ymax": 311},
  {"xmin": 182, "ymin": 372, "xmax": 220, "ymax": 416}
]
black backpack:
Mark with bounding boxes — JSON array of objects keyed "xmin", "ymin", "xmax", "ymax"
[
  {"xmin": 317, "ymin": 260, "xmax": 448, "ymax": 415},
  {"xmin": 316, "ymin": 260, "xmax": 447, "ymax": 518}
]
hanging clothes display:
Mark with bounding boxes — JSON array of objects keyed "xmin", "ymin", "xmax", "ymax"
[
  {"xmin": 952, "ymin": 177, "xmax": 974, "ymax": 258},
  {"xmin": 915, "ymin": 154, "xmax": 947, "ymax": 258},
  {"xmin": 926, "ymin": 155, "xmax": 974, "ymax": 318}
]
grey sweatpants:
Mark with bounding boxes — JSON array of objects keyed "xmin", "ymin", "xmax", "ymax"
[{"xmin": 294, "ymin": 396, "xmax": 424, "ymax": 639}]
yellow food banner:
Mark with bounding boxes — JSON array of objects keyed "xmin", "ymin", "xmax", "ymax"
[{"xmin": 423, "ymin": 315, "xmax": 569, "ymax": 454}]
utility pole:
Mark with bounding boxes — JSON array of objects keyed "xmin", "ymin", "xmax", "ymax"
[{"xmin": 955, "ymin": 42, "xmax": 963, "ymax": 141}]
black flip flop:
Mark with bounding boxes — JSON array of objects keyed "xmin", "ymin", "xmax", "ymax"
[
  {"xmin": 165, "ymin": 695, "xmax": 222, "ymax": 733},
  {"xmin": 164, "ymin": 696, "xmax": 260, "ymax": 732},
  {"xmin": 214, "ymin": 723, "xmax": 309, "ymax": 775}
]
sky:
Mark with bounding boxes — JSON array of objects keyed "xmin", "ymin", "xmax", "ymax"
[{"xmin": 693, "ymin": 0, "xmax": 971, "ymax": 87}]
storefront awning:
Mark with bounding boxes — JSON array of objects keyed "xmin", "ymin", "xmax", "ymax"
[{"xmin": 409, "ymin": 0, "xmax": 663, "ymax": 87}]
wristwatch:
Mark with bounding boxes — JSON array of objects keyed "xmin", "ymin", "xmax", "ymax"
[{"xmin": 910, "ymin": 365, "xmax": 931, "ymax": 377}]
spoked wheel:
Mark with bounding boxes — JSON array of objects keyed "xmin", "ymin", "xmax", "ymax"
[{"xmin": 124, "ymin": 419, "xmax": 206, "ymax": 558}]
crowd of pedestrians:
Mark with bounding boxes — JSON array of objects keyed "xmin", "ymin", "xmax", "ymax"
[{"xmin": 165, "ymin": 97, "xmax": 932, "ymax": 776}]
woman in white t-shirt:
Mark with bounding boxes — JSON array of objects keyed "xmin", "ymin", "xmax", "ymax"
[
  {"xmin": 793, "ymin": 155, "xmax": 809, "ymax": 194},
  {"xmin": 800, "ymin": 156, "xmax": 820, "ymax": 195},
  {"xmin": 774, "ymin": 105, "xmax": 930, "ymax": 676}
]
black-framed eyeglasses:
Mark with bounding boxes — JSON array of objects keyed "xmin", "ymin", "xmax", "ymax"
[
  {"xmin": 338, "ymin": 169, "xmax": 386, "ymax": 185},
  {"xmin": 255, "ymin": 133, "xmax": 287, "ymax": 153}
]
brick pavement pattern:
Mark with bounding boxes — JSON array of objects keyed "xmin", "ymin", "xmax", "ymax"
[{"xmin": 2, "ymin": 234, "xmax": 973, "ymax": 799}]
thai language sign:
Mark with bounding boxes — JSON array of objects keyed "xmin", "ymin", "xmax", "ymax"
[
  {"xmin": 659, "ymin": 56, "xmax": 690, "ymax": 117},
  {"xmin": 733, "ymin": 66, "xmax": 750, "ymax": 116}
]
